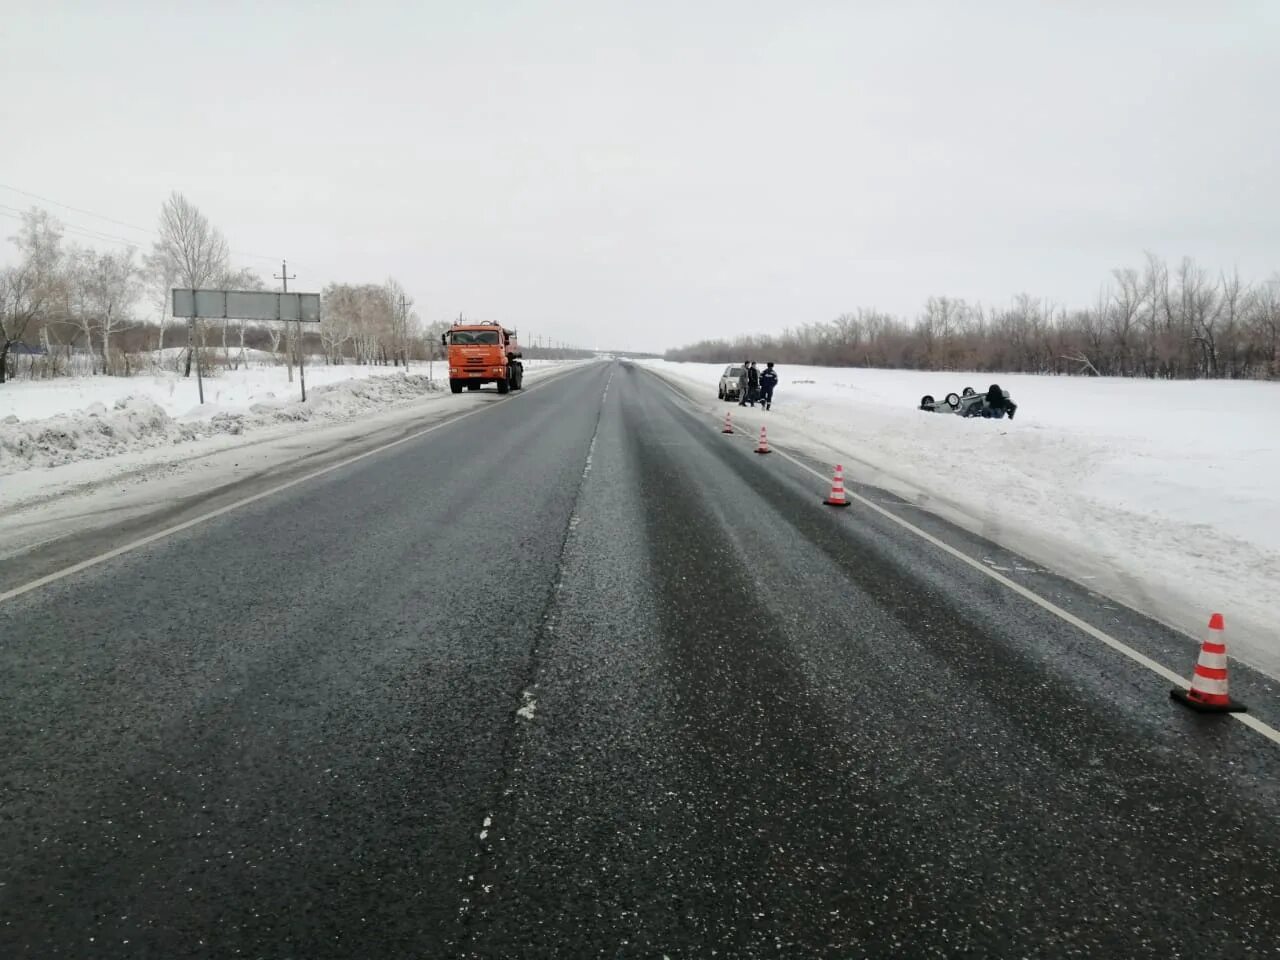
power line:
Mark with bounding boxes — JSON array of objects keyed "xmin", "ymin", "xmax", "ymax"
[
  {"xmin": 0, "ymin": 182, "xmax": 285, "ymax": 264},
  {"xmin": 0, "ymin": 205, "xmax": 147, "ymax": 251},
  {"xmin": 0, "ymin": 183, "xmax": 154, "ymax": 237}
]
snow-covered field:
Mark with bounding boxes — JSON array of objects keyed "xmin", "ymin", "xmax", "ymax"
[{"xmin": 641, "ymin": 360, "xmax": 1280, "ymax": 676}]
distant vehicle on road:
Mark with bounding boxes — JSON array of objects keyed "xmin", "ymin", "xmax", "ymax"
[
  {"xmin": 718, "ymin": 365, "xmax": 747, "ymax": 401},
  {"xmin": 443, "ymin": 321, "xmax": 523, "ymax": 394},
  {"xmin": 919, "ymin": 384, "xmax": 1017, "ymax": 419}
]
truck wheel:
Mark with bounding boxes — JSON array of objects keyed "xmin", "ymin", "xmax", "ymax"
[
  {"xmin": 513, "ymin": 365, "xmax": 524, "ymax": 390},
  {"xmin": 450, "ymin": 379, "xmax": 463, "ymax": 394},
  {"xmin": 496, "ymin": 375, "xmax": 510, "ymax": 394}
]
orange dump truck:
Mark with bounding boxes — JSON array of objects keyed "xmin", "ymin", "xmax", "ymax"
[{"xmin": 442, "ymin": 321, "xmax": 524, "ymax": 394}]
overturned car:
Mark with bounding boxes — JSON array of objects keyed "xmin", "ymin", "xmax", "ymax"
[{"xmin": 919, "ymin": 384, "xmax": 1018, "ymax": 420}]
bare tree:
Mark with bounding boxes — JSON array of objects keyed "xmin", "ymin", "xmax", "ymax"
[
  {"xmin": 88, "ymin": 248, "xmax": 141, "ymax": 374},
  {"xmin": 215, "ymin": 266, "xmax": 263, "ymax": 369},
  {"xmin": 267, "ymin": 325, "xmax": 283, "ymax": 365},
  {"xmin": 65, "ymin": 246, "xmax": 100, "ymax": 373},
  {"xmin": 1176, "ymin": 257, "xmax": 1222, "ymax": 378},
  {"xmin": 151, "ymin": 192, "xmax": 229, "ymax": 377},
  {"xmin": 320, "ymin": 282, "xmax": 357, "ymax": 364},
  {"xmin": 1, "ymin": 208, "xmax": 66, "ymax": 384},
  {"xmin": 1109, "ymin": 268, "xmax": 1143, "ymax": 375},
  {"xmin": 384, "ymin": 276, "xmax": 415, "ymax": 368},
  {"xmin": 1250, "ymin": 278, "xmax": 1280, "ymax": 378},
  {"xmin": 1217, "ymin": 269, "xmax": 1244, "ymax": 377},
  {"xmin": 340, "ymin": 284, "xmax": 394, "ymax": 365},
  {"xmin": 143, "ymin": 249, "xmax": 180, "ymax": 354}
]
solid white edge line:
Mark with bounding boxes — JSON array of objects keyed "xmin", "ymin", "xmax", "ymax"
[
  {"xmin": 0, "ymin": 363, "xmax": 596, "ymax": 605},
  {"xmin": 644, "ymin": 365, "xmax": 1280, "ymax": 748}
]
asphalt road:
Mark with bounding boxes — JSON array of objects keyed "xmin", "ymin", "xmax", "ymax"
[{"xmin": 2, "ymin": 360, "xmax": 1277, "ymax": 959}]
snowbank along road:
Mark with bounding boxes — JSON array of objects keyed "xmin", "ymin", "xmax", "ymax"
[{"xmin": 1, "ymin": 360, "xmax": 1277, "ymax": 958}]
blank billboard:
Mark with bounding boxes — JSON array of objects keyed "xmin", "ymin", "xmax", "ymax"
[{"xmin": 172, "ymin": 289, "xmax": 321, "ymax": 322}]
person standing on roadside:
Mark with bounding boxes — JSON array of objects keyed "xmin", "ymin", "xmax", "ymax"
[
  {"xmin": 744, "ymin": 361, "xmax": 760, "ymax": 407},
  {"xmin": 760, "ymin": 362, "xmax": 778, "ymax": 410},
  {"xmin": 738, "ymin": 361, "xmax": 751, "ymax": 406}
]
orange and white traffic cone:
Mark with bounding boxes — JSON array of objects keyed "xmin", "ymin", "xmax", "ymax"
[
  {"xmin": 823, "ymin": 464, "xmax": 851, "ymax": 507},
  {"xmin": 722, "ymin": 410, "xmax": 734, "ymax": 434},
  {"xmin": 754, "ymin": 425, "xmax": 771, "ymax": 454},
  {"xmin": 1171, "ymin": 613, "xmax": 1247, "ymax": 713}
]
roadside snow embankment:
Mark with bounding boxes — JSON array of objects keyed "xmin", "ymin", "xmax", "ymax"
[
  {"xmin": 1, "ymin": 374, "xmax": 442, "ymax": 474},
  {"xmin": 642, "ymin": 360, "xmax": 1280, "ymax": 676}
]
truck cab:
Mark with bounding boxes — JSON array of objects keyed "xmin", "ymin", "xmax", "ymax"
[{"xmin": 443, "ymin": 321, "xmax": 524, "ymax": 394}]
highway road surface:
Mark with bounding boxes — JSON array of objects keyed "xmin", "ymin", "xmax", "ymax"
[{"xmin": 2, "ymin": 360, "xmax": 1278, "ymax": 958}]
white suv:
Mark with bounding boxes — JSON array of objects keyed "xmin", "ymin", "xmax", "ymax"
[{"xmin": 718, "ymin": 365, "xmax": 746, "ymax": 401}]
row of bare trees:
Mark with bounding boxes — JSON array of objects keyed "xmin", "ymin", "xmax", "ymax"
[
  {"xmin": 666, "ymin": 255, "xmax": 1280, "ymax": 379},
  {"xmin": 2, "ymin": 194, "xmax": 433, "ymax": 383},
  {"xmin": 319, "ymin": 279, "xmax": 422, "ymax": 367}
]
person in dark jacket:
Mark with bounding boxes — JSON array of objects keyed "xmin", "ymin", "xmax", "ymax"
[
  {"xmin": 746, "ymin": 362, "xmax": 760, "ymax": 406},
  {"xmin": 759, "ymin": 362, "xmax": 778, "ymax": 410},
  {"xmin": 983, "ymin": 383, "xmax": 1017, "ymax": 420}
]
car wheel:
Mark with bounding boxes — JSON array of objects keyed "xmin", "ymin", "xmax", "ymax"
[
  {"xmin": 718, "ymin": 387, "xmax": 724, "ymax": 399},
  {"xmin": 945, "ymin": 392, "xmax": 961, "ymax": 408},
  {"xmin": 962, "ymin": 386, "xmax": 975, "ymax": 397},
  {"xmin": 920, "ymin": 394, "xmax": 934, "ymax": 408}
]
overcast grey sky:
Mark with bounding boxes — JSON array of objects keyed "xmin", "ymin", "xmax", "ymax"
[{"xmin": 3, "ymin": 1, "xmax": 1277, "ymax": 351}]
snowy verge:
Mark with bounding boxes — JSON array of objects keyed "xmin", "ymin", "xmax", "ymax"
[
  {"xmin": 1, "ymin": 375, "xmax": 445, "ymax": 475},
  {"xmin": 0, "ymin": 359, "xmax": 586, "ymax": 478},
  {"xmin": 0, "ymin": 357, "xmax": 576, "ymax": 424},
  {"xmin": 639, "ymin": 360, "xmax": 1280, "ymax": 678},
  {"xmin": 0, "ymin": 360, "xmax": 590, "ymax": 509}
]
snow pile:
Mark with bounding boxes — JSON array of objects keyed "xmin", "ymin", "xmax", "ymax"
[
  {"xmin": 1, "ymin": 375, "xmax": 443, "ymax": 474},
  {"xmin": 0, "ymin": 358, "xmax": 579, "ymax": 425},
  {"xmin": 0, "ymin": 362, "xmax": 440, "ymax": 424},
  {"xmin": 642, "ymin": 360, "xmax": 1280, "ymax": 674}
]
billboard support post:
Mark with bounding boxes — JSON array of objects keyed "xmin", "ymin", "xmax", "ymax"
[
  {"xmin": 195, "ymin": 316, "xmax": 204, "ymax": 405},
  {"xmin": 299, "ymin": 321, "xmax": 306, "ymax": 403},
  {"xmin": 173, "ymin": 287, "xmax": 320, "ymax": 405},
  {"xmin": 187, "ymin": 292, "xmax": 204, "ymax": 405},
  {"xmin": 174, "ymin": 285, "xmax": 318, "ymax": 407}
]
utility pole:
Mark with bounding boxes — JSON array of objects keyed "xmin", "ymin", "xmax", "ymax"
[
  {"xmin": 399, "ymin": 292, "xmax": 411, "ymax": 373},
  {"xmin": 274, "ymin": 260, "xmax": 304, "ymax": 400}
]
